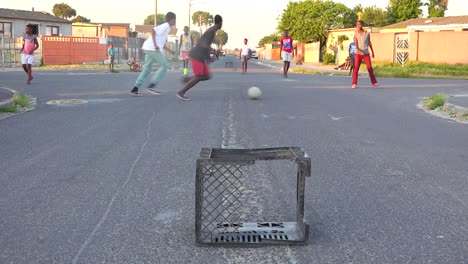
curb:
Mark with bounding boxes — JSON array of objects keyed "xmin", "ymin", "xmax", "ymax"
[{"xmin": 0, "ymin": 87, "xmax": 17, "ymax": 107}]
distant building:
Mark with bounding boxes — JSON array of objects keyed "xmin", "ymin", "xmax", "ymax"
[
  {"xmin": 0, "ymin": 7, "xmax": 72, "ymax": 38},
  {"xmin": 381, "ymin": 16, "xmax": 468, "ymax": 33},
  {"xmin": 72, "ymin": 22, "xmax": 130, "ymax": 38}
]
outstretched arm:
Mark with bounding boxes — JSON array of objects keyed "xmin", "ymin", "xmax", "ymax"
[{"xmin": 369, "ymin": 36, "xmax": 375, "ymax": 58}]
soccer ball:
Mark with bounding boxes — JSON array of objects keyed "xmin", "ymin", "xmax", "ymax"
[{"xmin": 247, "ymin": 87, "xmax": 262, "ymax": 100}]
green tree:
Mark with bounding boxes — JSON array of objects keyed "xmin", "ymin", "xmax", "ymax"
[
  {"xmin": 144, "ymin": 14, "xmax": 165, "ymax": 25},
  {"xmin": 190, "ymin": 30, "xmax": 201, "ymax": 46},
  {"xmin": 426, "ymin": 0, "xmax": 448, "ymax": 17},
  {"xmin": 387, "ymin": 0, "xmax": 423, "ymax": 23},
  {"xmin": 361, "ymin": 5, "xmax": 390, "ymax": 27},
  {"xmin": 192, "ymin": 11, "xmax": 213, "ymax": 31},
  {"xmin": 52, "ymin": 2, "xmax": 77, "ymax": 19},
  {"xmin": 214, "ymin": 30, "xmax": 228, "ymax": 50},
  {"xmin": 258, "ymin": 33, "xmax": 281, "ymax": 47},
  {"xmin": 71, "ymin": 15, "xmax": 91, "ymax": 23},
  {"xmin": 278, "ymin": 0, "xmax": 356, "ymax": 49}
]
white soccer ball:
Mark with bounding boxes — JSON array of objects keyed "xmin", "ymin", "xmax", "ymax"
[{"xmin": 247, "ymin": 86, "xmax": 262, "ymax": 100}]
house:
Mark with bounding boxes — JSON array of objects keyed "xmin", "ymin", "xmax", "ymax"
[
  {"xmin": 0, "ymin": 8, "xmax": 71, "ymax": 38},
  {"xmin": 377, "ymin": 16, "xmax": 468, "ymax": 64},
  {"xmin": 72, "ymin": 22, "xmax": 130, "ymax": 38}
]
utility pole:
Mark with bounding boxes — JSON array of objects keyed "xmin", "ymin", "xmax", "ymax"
[
  {"xmin": 188, "ymin": 0, "xmax": 191, "ymax": 30},
  {"xmin": 154, "ymin": 0, "xmax": 157, "ymax": 26}
]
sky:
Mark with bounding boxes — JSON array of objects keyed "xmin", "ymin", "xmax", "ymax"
[{"xmin": 3, "ymin": 0, "xmax": 468, "ymax": 49}]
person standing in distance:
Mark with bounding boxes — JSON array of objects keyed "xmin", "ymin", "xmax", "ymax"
[
  {"xmin": 352, "ymin": 20, "xmax": 378, "ymax": 89},
  {"xmin": 240, "ymin": 38, "xmax": 251, "ymax": 74},
  {"xmin": 20, "ymin": 25, "xmax": 39, "ymax": 84},
  {"xmin": 280, "ymin": 30, "xmax": 293, "ymax": 78},
  {"xmin": 108, "ymin": 43, "xmax": 115, "ymax": 72},
  {"xmin": 176, "ymin": 15, "xmax": 223, "ymax": 101},
  {"xmin": 179, "ymin": 26, "xmax": 193, "ymax": 79},
  {"xmin": 348, "ymin": 41, "xmax": 356, "ymax": 76},
  {"xmin": 130, "ymin": 12, "xmax": 176, "ymax": 96}
]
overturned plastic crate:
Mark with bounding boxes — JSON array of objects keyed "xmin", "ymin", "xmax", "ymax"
[{"xmin": 195, "ymin": 147, "xmax": 311, "ymax": 246}]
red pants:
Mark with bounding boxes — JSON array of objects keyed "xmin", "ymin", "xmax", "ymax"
[{"xmin": 352, "ymin": 54, "xmax": 377, "ymax": 85}]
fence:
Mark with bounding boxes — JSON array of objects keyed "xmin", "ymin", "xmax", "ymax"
[{"xmin": 41, "ymin": 36, "xmax": 107, "ymax": 65}]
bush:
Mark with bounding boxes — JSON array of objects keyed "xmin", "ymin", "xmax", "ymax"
[
  {"xmin": 422, "ymin": 93, "xmax": 447, "ymax": 110},
  {"xmin": 13, "ymin": 93, "xmax": 30, "ymax": 108},
  {"xmin": 323, "ymin": 53, "xmax": 335, "ymax": 65}
]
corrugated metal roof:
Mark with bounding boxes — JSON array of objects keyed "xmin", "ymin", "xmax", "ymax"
[
  {"xmin": 384, "ymin": 16, "xmax": 468, "ymax": 29},
  {"xmin": 0, "ymin": 8, "xmax": 71, "ymax": 23}
]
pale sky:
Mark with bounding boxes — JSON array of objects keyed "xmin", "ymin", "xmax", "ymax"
[{"xmin": 3, "ymin": 0, "xmax": 467, "ymax": 49}]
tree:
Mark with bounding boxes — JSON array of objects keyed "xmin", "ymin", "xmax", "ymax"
[
  {"xmin": 52, "ymin": 3, "xmax": 76, "ymax": 20},
  {"xmin": 144, "ymin": 14, "xmax": 165, "ymax": 25},
  {"xmin": 192, "ymin": 11, "xmax": 213, "ymax": 32},
  {"xmin": 387, "ymin": 0, "xmax": 423, "ymax": 23},
  {"xmin": 426, "ymin": 0, "xmax": 448, "ymax": 17},
  {"xmin": 190, "ymin": 30, "xmax": 201, "ymax": 46},
  {"xmin": 71, "ymin": 15, "xmax": 91, "ymax": 23},
  {"xmin": 214, "ymin": 30, "xmax": 228, "ymax": 50},
  {"xmin": 258, "ymin": 33, "xmax": 281, "ymax": 47},
  {"xmin": 361, "ymin": 5, "xmax": 390, "ymax": 27},
  {"xmin": 278, "ymin": 0, "xmax": 356, "ymax": 49}
]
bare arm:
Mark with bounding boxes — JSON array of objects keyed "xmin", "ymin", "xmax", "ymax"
[
  {"xmin": 20, "ymin": 39, "xmax": 25, "ymax": 52},
  {"xmin": 353, "ymin": 35, "xmax": 359, "ymax": 54},
  {"xmin": 34, "ymin": 38, "xmax": 39, "ymax": 50},
  {"xmin": 179, "ymin": 34, "xmax": 182, "ymax": 51},
  {"xmin": 369, "ymin": 36, "xmax": 375, "ymax": 58},
  {"xmin": 152, "ymin": 30, "xmax": 158, "ymax": 51}
]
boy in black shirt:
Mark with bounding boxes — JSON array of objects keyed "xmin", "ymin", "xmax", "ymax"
[{"xmin": 176, "ymin": 15, "xmax": 223, "ymax": 101}]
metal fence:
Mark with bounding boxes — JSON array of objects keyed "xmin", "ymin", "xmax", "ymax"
[
  {"xmin": 0, "ymin": 36, "xmax": 21, "ymax": 67},
  {"xmin": 195, "ymin": 147, "xmax": 311, "ymax": 246}
]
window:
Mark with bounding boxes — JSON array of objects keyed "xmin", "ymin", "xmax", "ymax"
[
  {"xmin": 0, "ymin": 22, "xmax": 12, "ymax": 37},
  {"xmin": 27, "ymin": 24, "xmax": 39, "ymax": 35},
  {"xmin": 45, "ymin": 25, "xmax": 59, "ymax": 36}
]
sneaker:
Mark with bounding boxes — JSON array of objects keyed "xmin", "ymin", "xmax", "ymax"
[
  {"xmin": 176, "ymin": 92, "xmax": 191, "ymax": 101},
  {"xmin": 147, "ymin": 83, "xmax": 156, "ymax": 88},
  {"xmin": 372, "ymin": 83, "xmax": 379, "ymax": 87},
  {"xmin": 146, "ymin": 88, "xmax": 161, "ymax": 95},
  {"xmin": 130, "ymin": 87, "xmax": 140, "ymax": 95},
  {"xmin": 351, "ymin": 84, "xmax": 357, "ymax": 89}
]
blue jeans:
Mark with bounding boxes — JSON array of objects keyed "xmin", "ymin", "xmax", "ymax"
[{"xmin": 134, "ymin": 50, "xmax": 168, "ymax": 88}]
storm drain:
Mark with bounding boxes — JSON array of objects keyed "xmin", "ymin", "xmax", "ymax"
[{"xmin": 195, "ymin": 147, "xmax": 311, "ymax": 246}]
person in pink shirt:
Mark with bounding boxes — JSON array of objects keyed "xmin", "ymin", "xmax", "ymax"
[
  {"xmin": 280, "ymin": 30, "xmax": 293, "ymax": 78},
  {"xmin": 20, "ymin": 25, "xmax": 39, "ymax": 84}
]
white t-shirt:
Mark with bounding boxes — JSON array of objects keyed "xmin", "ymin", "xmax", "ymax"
[
  {"xmin": 241, "ymin": 44, "xmax": 250, "ymax": 56},
  {"xmin": 142, "ymin": 23, "xmax": 171, "ymax": 51}
]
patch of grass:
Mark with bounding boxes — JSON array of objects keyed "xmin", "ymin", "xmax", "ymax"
[
  {"xmin": 291, "ymin": 68, "xmax": 321, "ymax": 74},
  {"xmin": 422, "ymin": 93, "xmax": 447, "ymax": 110},
  {"xmin": 13, "ymin": 92, "xmax": 30, "ymax": 108},
  {"xmin": 373, "ymin": 61, "xmax": 468, "ymax": 79},
  {"xmin": 0, "ymin": 104, "xmax": 17, "ymax": 112},
  {"xmin": 459, "ymin": 111, "xmax": 468, "ymax": 121}
]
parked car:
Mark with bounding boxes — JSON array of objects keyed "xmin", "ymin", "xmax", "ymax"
[{"xmin": 250, "ymin": 50, "xmax": 258, "ymax": 59}]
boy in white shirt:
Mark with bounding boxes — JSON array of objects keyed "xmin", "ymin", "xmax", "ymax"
[
  {"xmin": 239, "ymin": 38, "xmax": 251, "ymax": 74},
  {"xmin": 131, "ymin": 12, "xmax": 176, "ymax": 95}
]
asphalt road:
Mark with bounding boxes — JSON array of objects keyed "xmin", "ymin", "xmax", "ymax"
[{"xmin": 1, "ymin": 57, "xmax": 468, "ymax": 264}]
